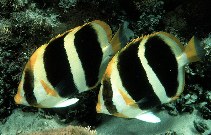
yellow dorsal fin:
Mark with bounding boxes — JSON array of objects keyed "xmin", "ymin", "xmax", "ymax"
[
  {"xmin": 157, "ymin": 32, "xmax": 184, "ymax": 51},
  {"xmin": 154, "ymin": 32, "xmax": 185, "ymax": 59},
  {"xmin": 92, "ymin": 20, "xmax": 112, "ymax": 41}
]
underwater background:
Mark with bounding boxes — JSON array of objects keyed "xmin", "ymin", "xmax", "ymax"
[{"xmin": 0, "ymin": 0, "xmax": 210, "ymax": 134}]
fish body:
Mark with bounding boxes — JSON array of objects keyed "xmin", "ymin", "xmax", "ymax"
[
  {"xmin": 96, "ymin": 32, "xmax": 204, "ymax": 123},
  {"xmin": 14, "ymin": 20, "xmax": 134, "ymax": 108}
]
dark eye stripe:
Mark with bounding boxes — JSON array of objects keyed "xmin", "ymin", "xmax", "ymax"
[
  {"xmin": 102, "ymin": 77, "xmax": 118, "ymax": 114},
  {"xmin": 23, "ymin": 68, "xmax": 37, "ymax": 105}
]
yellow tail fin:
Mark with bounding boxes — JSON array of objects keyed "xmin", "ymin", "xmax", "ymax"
[
  {"xmin": 185, "ymin": 36, "xmax": 205, "ymax": 62},
  {"xmin": 111, "ymin": 21, "xmax": 134, "ymax": 53}
]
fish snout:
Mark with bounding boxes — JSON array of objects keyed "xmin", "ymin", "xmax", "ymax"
[{"xmin": 14, "ymin": 93, "xmax": 22, "ymax": 104}]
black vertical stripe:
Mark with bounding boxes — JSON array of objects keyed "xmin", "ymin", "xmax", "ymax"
[
  {"xmin": 74, "ymin": 24, "xmax": 103, "ymax": 87},
  {"xmin": 23, "ymin": 69, "xmax": 37, "ymax": 105},
  {"xmin": 102, "ymin": 77, "xmax": 118, "ymax": 114},
  {"xmin": 118, "ymin": 40, "xmax": 161, "ymax": 109},
  {"xmin": 44, "ymin": 33, "xmax": 77, "ymax": 97},
  {"xmin": 145, "ymin": 36, "xmax": 178, "ymax": 97}
]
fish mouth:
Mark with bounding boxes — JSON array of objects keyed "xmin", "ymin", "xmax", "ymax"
[{"xmin": 15, "ymin": 81, "xmax": 24, "ymax": 105}]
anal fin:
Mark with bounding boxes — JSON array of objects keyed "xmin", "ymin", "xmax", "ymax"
[
  {"xmin": 135, "ymin": 112, "xmax": 161, "ymax": 123},
  {"xmin": 53, "ymin": 98, "xmax": 79, "ymax": 108}
]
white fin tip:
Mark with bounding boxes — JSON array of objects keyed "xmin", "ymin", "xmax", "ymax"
[
  {"xmin": 53, "ymin": 98, "xmax": 79, "ymax": 108},
  {"xmin": 135, "ymin": 112, "xmax": 161, "ymax": 123}
]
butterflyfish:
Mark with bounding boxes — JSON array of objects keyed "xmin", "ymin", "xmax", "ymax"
[
  {"xmin": 96, "ymin": 32, "xmax": 205, "ymax": 123},
  {"xmin": 14, "ymin": 20, "xmax": 134, "ymax": 108}
]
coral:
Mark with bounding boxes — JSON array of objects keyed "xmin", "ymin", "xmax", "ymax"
[
  {"xmin": 163, "ymin": 0, "xmax": 211, "ymax": 38},
  {"xmin": 163, "ymin": 130, "xmax": 177, "ymax": 135},
  {"xmin": 0, "ymin": 18, "xmax": 22, "ymax": 121},
  {"xmin": 58, "ymin": 0, "xmax": 77, "ymax": 10},
  {"xmin": 203, "ymin": 34, "xmax": 211, "ymax": 63},
  {"xmin": 0, "ymin": 19, "xmax": 12, "ymax": 44},
  {"xmin": 0, "ymin": 0, "xmax": 29, "ymax": 18},
  {"xmin": 0, "ymin": 1, "xmax": 211, "ymax": 133},
  {"xmin": 0, "ymin": 1, "xmax": 60, "ymax": 121},
  {"xmin": 27, "ymin": 125, "xmax": 96, "ymax": 135},
  {"xmin": 11, "ymin": 8, "xmax": 60, "ymax": 45},
  {"xmin": 129, "ymin": 0, "xmax": 165, "ymax": 35},
  {"xmin": 193, "ymin": 120, "xmax": 209, "ymax": 134}
]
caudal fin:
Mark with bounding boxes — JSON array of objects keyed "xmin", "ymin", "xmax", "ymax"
[
  {"xmin": 111, "ymin": 21, "xmax": 134, "ymax": 53},
  {"xmin": 185, "ymin": 36, "xmax": 205, "ymax": 63}
]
